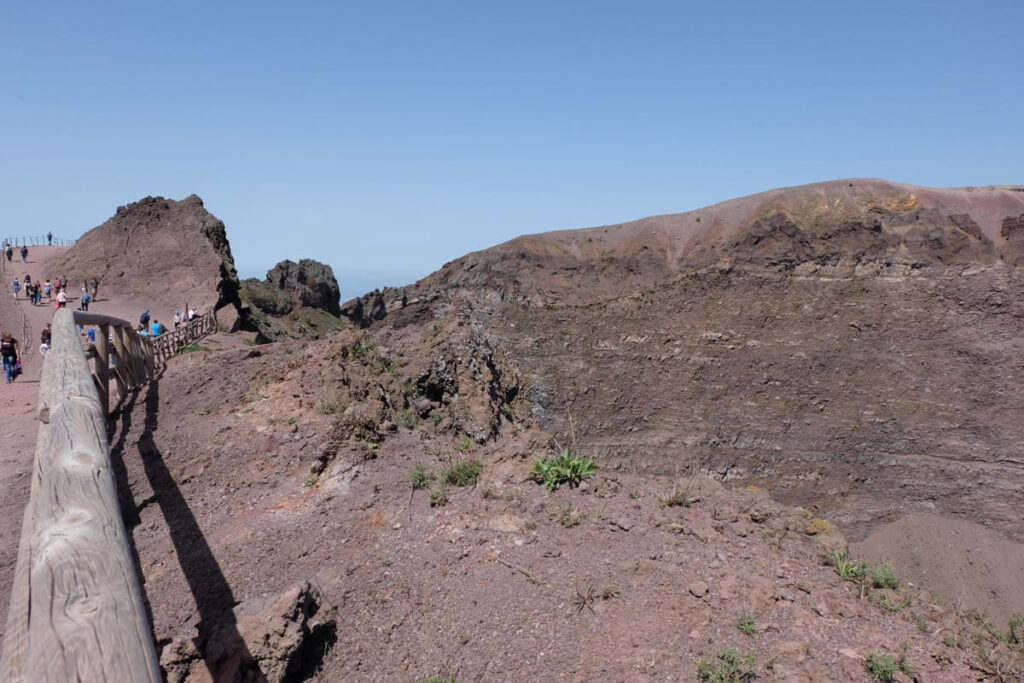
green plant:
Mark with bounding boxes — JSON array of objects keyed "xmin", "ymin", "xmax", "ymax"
[
  {"xmin": 397, "ymin": 409, "xmax": 419, "ymax": 430},
  {"xmin": 830, "ymin": 549, "xmax": 868, "ymax": 581},
  {"xmin": 409, "ymin": 465, "xmax": 433, "ymax": 490},
  {"xmin": 696, "ymin": 648, "xmax": 756, "ymax": 682},
  {"xmin": 286, "ymin": 415, "xmax": 298, "ymax": 425},
  {"xmin": 628, "ymin": 491, "xmax": 640, "ymax": 500},
  {"xmin": 871, "ymin": 563, "xmax": 899, "ymax": 589},
  {"xmin": 915, "ymin": 613, "xmax": 929, "ymax": 633},
  {"xmin": 738, "ymin": 615, "xmax": 756, "ymax": 636},
  {"xmin": 530, "ymin": 450, "xmax": 598, "ymax": 491},
  {"xmin": 422, "ymin": 677, "xmax": 457, "ymax": 683},
  {"xmin": 442, "ymin": 460, "xmax": 482, "ymax": 487},
  {"xmin": 864, "ymin": 652, "xmax": 914, "ymax": 682},
  {"xmin": 304, "ymin": 473, "xmax": 320, "ymax": 488},
  {"xmin": 381, "ymin": 558, "xmax": 393, "ymax": 568},
  {"xmin": 876, "ymin": 593, "xmax": 911, "ymax": 613},
  {"xmin": 457, "ymin": 437, "xmax": 471, "ymax": 452},
  {"xmin": 429, "ymin": 487, "xmax": 449, "ymax": 507}
]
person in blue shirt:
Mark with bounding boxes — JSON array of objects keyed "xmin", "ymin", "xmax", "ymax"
[{"xmin": 151, "ymin": 319, "xmax": 163, "ymax": 336}]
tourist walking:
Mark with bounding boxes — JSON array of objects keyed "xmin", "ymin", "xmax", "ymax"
[
  {"xmin": 47, "ymin": 231, "xmax": 53, "ymax": 245},
  {"xmin": 4, "ymin": 245, "xmax": 11, "ymax": 261},
  {"xmin": 43, "ymin": 279, "xmax": 51, "ymax": 300},
  {"xmin": 56, "ymin": 290, "xmax": 67, "ymax": 308},
  {"xmin": 12, "ymin": 278, "xmax": 20, "ymax": 299},
  {"xmin": 90, "ymin": 278, "xmax": 99, "ymax": 299},
  {"xmin": 80, "ymin": 290, "xmax": 91, "ymax": 311},
  {"xmin": 1, "ymin": 332, "xmax": 21, "ymax": 382},
  {"xmin": 20, "ymin": 245, "xmax": 27, "ymax": 262}
]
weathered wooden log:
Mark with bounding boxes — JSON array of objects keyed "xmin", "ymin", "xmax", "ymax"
[{"xmin": 0, "ymin": 308, "xmax": 161, "ymax": 682}]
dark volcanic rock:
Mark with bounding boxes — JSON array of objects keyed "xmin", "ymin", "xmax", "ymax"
[
  {"xmin": 241, "ymin": 259, "xmax": 346, "ymax": 342},
  {"xmin": 340, "ymin": 289, "xmax": 387, "ymax": 328}
]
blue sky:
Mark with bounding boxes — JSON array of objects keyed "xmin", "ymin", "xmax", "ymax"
[{"xmin": 2, "ymin": 1, "xmax": 1021, "ymax": 298}]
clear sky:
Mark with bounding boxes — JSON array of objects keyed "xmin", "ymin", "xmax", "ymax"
[{"xmin": 2, "ymin": 1, "xmax": 1021, "ymax": 298}]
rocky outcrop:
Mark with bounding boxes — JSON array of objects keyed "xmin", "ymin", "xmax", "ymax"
[
  {"xmin": 51, "ymin": 194, "xmax": 243, "ymax": 314},
  {"xmin": 241, "ymin": 259, "xmax": 346, "ymax": 342},
  {"xmin": 339, "ymin": 289, "xmax": 387, "ymax": 328}
]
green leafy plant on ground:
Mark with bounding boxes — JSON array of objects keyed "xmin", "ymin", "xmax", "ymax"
[
  {"xmin": 696, "ymin": 648, "xmax": 756, "ymax": 682},
  {"xmin": 181, "ymin": 344, "xmax": 210, "ymax": 354},
  {"xmin": 864, "ymin": 652, "xmax": 914, "ymax": 682},
  {"xmin": 422, "ymin": 677, "xmax": 457, "ymax": 683},
  {"xmin": 830, "ymin": 549, "xmax": 869, "ymax": 581},
  {"xmin": 409, "ymin": 465, "xmax": 433, "ymax": 490},
  {"xmin": 738, "ymin": 615, "xmax": 756, "ymax": 636},
  {"xmin": 531, "ymin": 450, "xmax": 598, "ymax": 491},
  {"xmin": 442, "ymin": 460, "xmax": 482, "ymax": 487}
]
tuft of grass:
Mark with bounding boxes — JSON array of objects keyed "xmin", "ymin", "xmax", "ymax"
[
  {"xmin": 738, "ymin": 615, "xmax": 756, "ymax": 636},
  {"xmin": 442, "ymin": 460, "xmax": 482, "ymax": 487},
  {"xmin": 696, "ymin": 648, "xmax": 756, "ymax": 682},
  {"xmin": 317, "ymin": 394, "xmax": 348, "ymax": 415},
  {"xmin": 531, "ymin": 450, "xmax": 598, "ymax": 492},
  {"xmin": 422, "ymin": 677, "xmax": 457, "ymax": 683},
  {"xmin": 429, "ymin": 487, "xmax": 449, "ymax": 507},
  {"xmin": 1008, "ymin": 612, "xmax": 1023, "ymax": 645},
  {"xmin": 397, "ymin": 409, "xmax": 419, "ymax": 430},
  {"xmin": 304, "ymin": 473, "xmax": 320, "ymax": 488},
  {"xmin": 409, "ymin": 465, "xmax": 433, "ymax": 490},
  {"xmin": 181, "ymin": 344, "xmax": 211, "ymax": 354},
  {"xmin": 457, "ymin": 437, "xmax": 472, "ymax": 452},
  {"xmin": 550, "ymin": 505, "xmax": 584, "ymax": 528},
  {"xmin": 871, "ymin": 563, "xmax": 899, "ymax": 589},
  {"xmin": 660, "ymin": 492, "xmax": 690, "ymax": 508},
  {"xmin": 381, "ymin": 558, "xmax": 393, "ymax": 568},
  {"xmin": 864, "ymin": 652, "xmax": 914, "ymax": 682}
]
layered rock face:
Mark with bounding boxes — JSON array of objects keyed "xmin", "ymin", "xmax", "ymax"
[
  {"xmin": 390, "ymin": 180, "xmax": 1024, "ymax": 543},
  {"xmin": 50, "ymin": 194, "xmax": 242, "ymax": 314}
]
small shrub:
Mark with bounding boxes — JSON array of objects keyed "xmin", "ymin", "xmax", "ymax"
[
  {"xmin": 531, "ymin": 450, "xmax": 598, "ymax": 491},
  {"xmin": 422, "ymin": 678, "xmax": 457, "ymax": 683},
  {"xmin": 738, "ymin": 615, "xmax": 756, "ymax": 636},
  {"xmin": 442, "ymin": 460, "xmax": 482, "ymax": 487},
  {"xmin": 381, "ymin": 558, "xmax": 393, "ymax": 568},
  {"xmin": 429, "ymin": 487, "xmax": 449, "ymax": 507},
  {"xmin": 805, "ymin": 517, "xmax": 836, "ymax": 535},
  {"xmin": 871, "ymin": 563, "xmax": 899, "ymax": 589},
  {"xmin": 304, "ymin": 473, "xmax": 320, "ymax": 488},
  {"xmin": 696, "ymin": 648, "xmax": 756, "ymax": 682},
  {"xmin": 397, "ymin": 409, "xmax": 419, "ymax": 430},
  {"xmin": 864, "ymin": 652, "xmax": 913, "ymax": 682},
  {"xmin": 409, "ymin": 465, "xmax": 433, "ymax": 490},
  {"xmin": 457, "ymin": 437, "xmax": 471, "ymax": 452}
]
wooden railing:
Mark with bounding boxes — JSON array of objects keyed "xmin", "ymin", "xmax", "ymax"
[
  {"xmin": 150, "ymin": 310, "xmax": 218, "ymax": 366},
  {"xmin": 1, "ymin": 307, "xmax": 219, "ymax": 681}
]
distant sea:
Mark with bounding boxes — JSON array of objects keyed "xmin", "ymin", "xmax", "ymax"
[{"xmin": 237, "ymin": 265, "xmax": 430, "ymax": 303}]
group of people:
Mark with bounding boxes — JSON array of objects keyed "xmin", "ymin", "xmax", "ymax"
[
  {"xmin": 136, "ymin": 306, "xmax": 200, "ymax": 338},
  {"xmin": 11, "ymin": 276, "xmax": 98, "ymax": 310}
]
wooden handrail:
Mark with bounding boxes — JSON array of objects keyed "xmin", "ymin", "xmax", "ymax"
[
  {"xmin": 1, "ymin": 306, "xmax": 220, "ymax": 681},
  {"xmin": 0, "ymin": 309, "xmax": 161, "ymax": 682}
]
